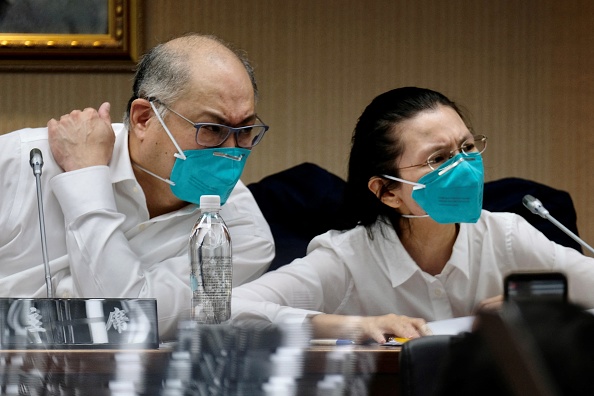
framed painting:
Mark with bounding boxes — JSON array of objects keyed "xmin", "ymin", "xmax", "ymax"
[{"xmin": 0, "ymin": 0, "xmax": 141, "ymax": 72}]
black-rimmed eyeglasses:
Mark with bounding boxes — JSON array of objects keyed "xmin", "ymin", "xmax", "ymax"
[
  {"xmin": 151, "ymin": 99, "xmax": 269, "ymax": 149},
  {"xmin": 397, "ymin": 134, "xmax": 488, "ymax": 171}
]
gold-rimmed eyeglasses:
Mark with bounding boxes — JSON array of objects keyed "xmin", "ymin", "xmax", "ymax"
[{"xmin": 397, "ymin": 134, "xmax": 487, "ymax": 171}]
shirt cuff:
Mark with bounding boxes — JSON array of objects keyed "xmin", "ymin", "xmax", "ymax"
[{"xmin": 50, "ymin": 166, "xmax": 117, "ymax": 223}]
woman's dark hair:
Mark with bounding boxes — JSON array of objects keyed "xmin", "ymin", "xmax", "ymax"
[{"xmin": 336, "ymin": 87, "xmax": 467, "ymax": 236}]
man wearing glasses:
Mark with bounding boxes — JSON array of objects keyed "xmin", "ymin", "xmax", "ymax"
[{"xmin": 0, "ymin": 33, "xmax": 275, "ymax": 340}]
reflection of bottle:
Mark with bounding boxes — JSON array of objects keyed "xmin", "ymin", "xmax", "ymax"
[{"xmin": 189, "ymin": 195, "xmax": 232, "ymax": 324}]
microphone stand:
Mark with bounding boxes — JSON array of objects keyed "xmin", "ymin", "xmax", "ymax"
[
  {"xmin": 522, "ymin": 194, "xmax": 594, "ymax": 255},
  {"xmin": 0, "ymin": 149, "xmax": 159, "ymax": 349},
  {"xmin": 545, "ymin": 214, "xmax": 594, "ymax": 255},
  {"xmin": 30, "ymin": 148, "xmax": 53, "ymax": 298}
]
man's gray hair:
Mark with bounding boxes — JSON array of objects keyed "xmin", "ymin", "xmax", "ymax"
[{"xmin": 123, "ymin": 33, "xmax": 258, "ymax": 128}]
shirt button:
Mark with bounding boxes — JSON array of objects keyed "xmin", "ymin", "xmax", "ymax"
[
  {"xmin": 138, "ymin": 224, "xmax": 147, "ymax": 232},
  {"xmin": 60, "ymin": 291, "xmax": 72, "ymax": 298},
  {"xmin": 434, "ymin": 289, "xmax": 443, "ymax": 297},
  {"xmin": 132, "ymin": 186, "xmax": 139, "ymax": 193}
]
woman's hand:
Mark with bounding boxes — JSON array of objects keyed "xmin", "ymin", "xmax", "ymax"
[
  {"xmin": 359, "ymin": 314, "xmax": 432, "ymax": 343},
  {"xmin": 476, "ymin": 294, "xmax": 504, "ymax": 313},
  {"xmin": 310, "ymin": 313, "xmax": 432, "ymax": 344}
]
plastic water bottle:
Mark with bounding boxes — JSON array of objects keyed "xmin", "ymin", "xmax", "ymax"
[{"xmin": 189, "ymin": 195, "xmax": 232, "ymax": 324}]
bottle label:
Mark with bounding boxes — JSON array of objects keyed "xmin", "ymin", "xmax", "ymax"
[{"xmin": 191, "ymin": 256, "xmax": 232, "ymax": 324}]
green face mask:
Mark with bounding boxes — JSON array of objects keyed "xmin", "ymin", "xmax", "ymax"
[
  {"xmin": 136, "ymin": 101, "xmax": 250, "ymax": 206},
  {"xmin": 383, "ymin": 152, "xmax": 484, "ymax": 223},
  {"xmin": 169, "ymin": 147, "xmax": 249, "ymax": 205}
]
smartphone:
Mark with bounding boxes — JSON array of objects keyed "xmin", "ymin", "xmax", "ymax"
[{"xmin": 504, "ymin": 272, "xmax": 568, "ymax": 303}]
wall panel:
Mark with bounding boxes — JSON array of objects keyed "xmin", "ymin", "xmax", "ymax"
[{"xmin": 1, "ymin": 0, "xmax": 593, "ymax": 249}]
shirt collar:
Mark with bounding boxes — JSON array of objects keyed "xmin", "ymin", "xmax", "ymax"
[
  {"xmin": 379, "ymin": 219, "xmax": 471, "ymax": 287},
  {"xmin": 370, "ymin": 220, "xmax": 419, "ymax": 288},
  {"xmin": 108, "ymin": 123, "xmax": 201, "ymax": 219},
  {"xmin": 446, "ymin": 223, "xmax": 471, "ymax": 279}
]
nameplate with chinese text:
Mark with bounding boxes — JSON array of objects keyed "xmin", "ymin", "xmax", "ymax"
[{"xmin": 0, "ymin": 298, "xmax": 159, "ymax": 349}]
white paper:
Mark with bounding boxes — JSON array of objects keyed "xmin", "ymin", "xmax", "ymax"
[{"xmin": 426, "ymin": 316, "xmax": 475, "ymax": 335}]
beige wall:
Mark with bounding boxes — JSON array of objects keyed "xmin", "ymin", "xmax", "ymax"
[{"xmin": 1, "ymin": 0, "xmax": 594, "ymax": 250}]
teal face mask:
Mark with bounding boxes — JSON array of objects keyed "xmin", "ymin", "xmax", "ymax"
[
  {"xmin": 383, "ymin": 152, "xmax": 484, "ymax": 223},
  {"xmin": 169, "ymin": 147, "xmax": 249, "ymax": 205},
  {"xmin": 134, "ymin": 101, "xmax": 250, "ymax": 205}
]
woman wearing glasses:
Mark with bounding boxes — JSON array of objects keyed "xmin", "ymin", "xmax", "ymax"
[{"xmin": 231, "ymin": 86, "xmax": 594, "ymax": 343}]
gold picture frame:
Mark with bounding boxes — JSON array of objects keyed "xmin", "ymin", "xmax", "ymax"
[{"xmin": 0, "ymin": 0, "xmax": 141, "ymax": 72}]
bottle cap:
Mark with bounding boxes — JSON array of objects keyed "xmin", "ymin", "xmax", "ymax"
[{"xmin": 199, "ymin": 195, "xmax": 221, "ymax": 210}]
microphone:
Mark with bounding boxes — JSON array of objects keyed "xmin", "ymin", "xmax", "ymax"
[
  {"xmin": 29, "ymin": 148, "xmax": 43, "ymax": 176},
  {"xmin": 29, "ymin": 148, "xmax": 53, "ymax": 298},
  {"xmin": 522, "ymin": 194, "xmax": 594, "ymax": 255},
  {"xmin": 0, "ymin": 149, "xmax": 160, "ymax": 349}
]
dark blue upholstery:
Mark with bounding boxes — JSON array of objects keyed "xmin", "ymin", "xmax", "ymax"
[
  {"xmin": 482, "ymin": 177, "xmax": 582, "ymax": 253},
  {"xmin": 247, "ymin": 163, "xmax": 346, "ymax": 271},
  {"xmin": 247, "ymin": 164, "xmax": 583, "ymax": 270}
]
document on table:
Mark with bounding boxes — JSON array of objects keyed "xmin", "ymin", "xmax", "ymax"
[
  {"xmin": 426, "ymin": 316, "xmax": 475, "ymax": 335},
  {"xmin": 378, "ymin": 317, "xmax": 475, "ymax": 345},
  {"xmin": 427, "ymin": 310, "xmax": 594, "ymax": 335},
  {"xmin": 383, "ymin": 310, "xmax": 593, "ymax": 343}
]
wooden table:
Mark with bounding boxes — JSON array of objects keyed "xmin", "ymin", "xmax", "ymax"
[
  {"xmin": 304, "ymin": 345, "xmax": 401, "ymax": 395},
  {"xmin": 0, "ymin": 345, "xmax": 401, "ymax": 395}
]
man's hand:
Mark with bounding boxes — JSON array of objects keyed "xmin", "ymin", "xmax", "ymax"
[{"xmin": 48, "ymin": 102, "xmax": 115, "ymax": 172}]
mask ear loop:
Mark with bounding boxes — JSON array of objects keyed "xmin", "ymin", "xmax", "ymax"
[
  {"xmin": 150, "ymin": 100, "xmax": 187, "ymax": 160},
  {"xmin": 130, "ymin": 100, "xmax": 181, "ymax": 186},
  {"xmin": 382, "ymin": 174, "xmax": 425, "ymax": 189},
  {"xmin": 401, "ymin": 213, "xmax": 430, "ymax": 219},
  {"xmin": 132, "ymin": 162, "xmax": 175, "ymax": 186},
  {"xmin": 380, "ymin": 174, "xmax": 429, "ymax": 218}
]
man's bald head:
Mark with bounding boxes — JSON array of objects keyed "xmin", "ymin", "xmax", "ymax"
[{"xmin": 124, "ymin": 33, "xmax": 257, "ymax": 128}]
